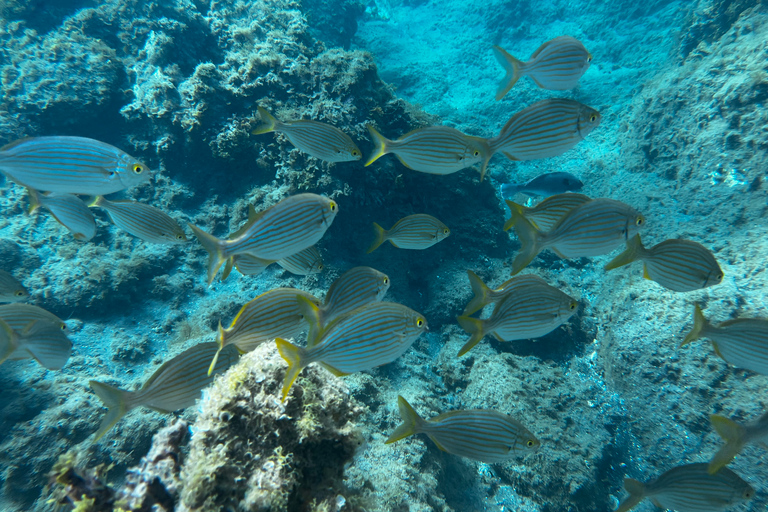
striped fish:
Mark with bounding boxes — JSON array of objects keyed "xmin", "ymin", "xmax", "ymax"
[
  {"xmin": 488, "ymin": 99, "xmax": 601, "ymax": 161},
  {"xmin": 0, "ymin": 270, "xmax": 28, "ymax": 303},
  {"xmin": 307, "ymin": 266, "xmax": 390, "ymax": 345},
  {"xmin": 208, "ymin": 288, "xmax": 321, "ymax": 375},
  {"xmin": 493, "ymin": 36, "xmax": 592, "ymax": 99},
  {"xmin": 252, "ymin": 107, "xmax": 361, "ymax": 163},
  {"xmin": 367, "ymin": 214, "xmax": 450, "ymax": 253},
  {"xmin": 0, "ymin": 136, "xmax": 150, "ymax": 195},
  {"xmin": 681, "ymin": 304, "xmax": 768, "ymax": 375},
  {"xmin": 188, "ymin": 194, "xmax": 338, "ymax": 285},
  {"xmin": 456, "ymin": 279, "xmax": 577, "ymax": 356},
  {"xmin": 386, "ymin": 396, "xmax": 540, "ymax": 463},
  {"xmin": 277, "ymin": 246, "xmax": 324, "ymax": 275},
  {"xmin": 366, "ymin": 125, "xmax": 493, "ymax": 180},
  {"xmin": 89, "ymin": 342, "xmax": 240, "ymax": 441},
  {"xmin": 230, "ymin": 254, "xmax": 272, "ymax": 277},
  {"xmin": 27, "ymin": 188, "xmax": 96, "ymax": 241},
  {"xmin": 463, "ymin": 271, "xmax": 549, "ymax": 316},
  {"xmin": 708, "ymin": 411, "xmax": 768, "ymax": 475},
  {"xmin": 503, "ymin": 193, "xmax": 592, "ymax": 232},
  {"xmin": 0, "ymin": 318, "xmax": 72, "ymax": 370},
  {"xmin": 605, "ymin": 234, "xmax": 723, "ymax": 292},
  {"xmin": 0, "ymin": 303, "xmax": 69, "ymax": 333},
  {"xmin": 90, "ymin": 196, "xmax": 187, "ymax": 244},
  {"xmin": 508, "ymin": 198, "xmax": 645, "ymax": 275},
  {"xmin": 275, "ymin": 298, "xmax": 428, "ymax": 401},
  {"xmin": 616, "ymin": 463, "xmax": 754, "ymax": 512}
]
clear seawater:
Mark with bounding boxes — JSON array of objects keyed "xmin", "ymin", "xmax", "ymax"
[{"xmin": 1, "ymin": 0, "xmax": 768, "ymax": 511}]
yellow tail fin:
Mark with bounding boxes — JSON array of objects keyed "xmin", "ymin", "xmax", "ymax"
[
  {"xmin": 502, "ymin": 200, "xmax": 525, "ymax": 232},
  {"xmin": 252, "ymin": 106, "xmax": 279, "ymax": 135},
  {"xmin": 366, "ymin": 222, "xmax": 388, "ymax": 254},
  {"xmin": 456, "ymin": 315, "xmax": 486, "ymax": 356},
  {"xmin": 385, "ymin": 395, "xmax": 425, "ymax": 444},
  {"xmin": 187, "ymin": 223, "xmax": 228, "ymax": 286},
  {"xmin": 365, "ymin": 125, "xmax": 390, "ymax": 166},
  {"xmin": 615, "ymin": 478, "xmax": 645, "ymax": 512},
  {"xmin": 463, "ymin": 270, "xmax": 492, "ymax": 316},
  {"xmin": 275, "ymin": 337, "xmax": 306, "ymax": 402},
  {"xmin": 605, "ymin": 234, "xmax": 646, "ymax": 271},
  {"xmin": 708, "ymin": 414, "xmax": 746, "ymax": 474},
  {"xmin": 680, "ymin": 303, "xmax": 708, "ymax": 348},
  {"xmin": 509, "ymin": 211, "xmax": 543, "ymax": 275},
  {"xmin": 89, "ymin": 380, "xmax": 131, "ymax": 441},
  {"xmin": 492, "ymin": 45, "xmax": 523, "ymax": 101},
  {"xmin": 296, "ymin": 295, "xmax": 323, "ymax": 348}
]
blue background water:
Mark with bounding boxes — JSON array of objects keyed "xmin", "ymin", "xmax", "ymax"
[{"xmin": 1, "ymin": 0, "xmax": 768, "ymax": 511}]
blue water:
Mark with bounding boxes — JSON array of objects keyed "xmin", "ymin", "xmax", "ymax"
[{"xmin": 1, "ymin": 0, "xmax": 767, "ymax": 511}]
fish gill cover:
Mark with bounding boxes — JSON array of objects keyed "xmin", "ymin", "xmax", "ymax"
[{"xmin": 0, "ymin": 0, "xmax": 767, "ymax": 511}]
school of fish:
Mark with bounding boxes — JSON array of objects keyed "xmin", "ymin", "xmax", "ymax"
[{"xmin": 0, "ymin": 34, "xmax": 763, "ymax": 511}]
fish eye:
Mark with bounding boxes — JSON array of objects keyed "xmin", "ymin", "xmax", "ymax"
[
  {"xmin": 526, "ymin": 440, "xmax": 536, "ymax": 447},
  {"xmin": 590, "ymin": 114, "xmax": 597, "ymax": 122},
  {"xmin": 383, "ymin": 277, "xmax": 389, "ymax": 285},
  {"xmin": 443, "ymin": 228, "xmax": 449, "ymax": 235},
  {"xmin": 352, "ymin": 150, "xmax": 361, "ymax": 156},
  {"xmin": 132, "ymin": 164, "xmax": 144, "ymax": 174},
  {"xmin": 587, "ymin": 56, "xmax": 593, "ymax": 62},
  {"xmin": 15, "ymin": 290, "xmax": 25, "ymax": 296},
  {"xmin": 473, "ymin": 150, "xmax": 480, "ymax": 157},
  {"xmin": 176, "ymin": 234, "xmax": 185, "ymax": 240},
  {"xmin": 636, "ymin": 217, "xmax": 644, "ymax": 226},
  {"xmin": 569, "ymin": 302, "xmax": 577, "ymax": 310},
  {"xmin": 317, "ymin": 263, "xmax": 324, "ymax": 270},
  {"xmin": 716, "ymin": 273, "xmax": 723, "ymax": 281},
  {"xmin": 329, "ymin": 201, "xmax": 338, "ymax": 212},
  {"xmin": 416, "ymin": 318, "xmax": 424, "ymax": 327}
]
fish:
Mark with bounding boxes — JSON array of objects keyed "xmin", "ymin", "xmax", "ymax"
[
  {"xmin": 90, "ymin": 342, "xmax": 240, "ymax": 441},
  {"xmin": 27, "ymin": 188, "xmax": 97, "ymax": 241},
  {"xmin": 708, "ymin": 411, "xmax": 768, "ymax": 475},
  {"xmin": 89, "ymin": 196, "xmax": 187, "ymax": 244},
  {"xmin": 365, "ymin": 125, "xmax": 493, "ymax": 180},
  {"xmin": 188, "ymin": 193, "xmax": 338, "ymax": 285},
  {"xmin": 605, "ymin": 235, "xmax": 723, "ymax": 292},
  {"xmin": 306, "ymin": 266, "xmax": 390, "ymax": 345},
  {"xmin": 367, "ymin": 214, "xmax": 450, "ymax": 253},
  {"xmin": 501, "ymin": 172, "xmax": 583, "ymax": 198},
  {"xmin": 0, "ymin": 318, "xmax": 72, "ymax": 370},
  {"xmin": 502, "ymin": 193, "xmax": 592, "ymax": 232},
  {"xmin": 456, "ymin": 279, "xmax": 577, "ymax": 356},
  {"xmin": 462, "ymin": 270, "xmax": 551, "ymax": 316},
  {"xmin": 0, "ymin": 270, "xmax": 28, "ymax": 303},
  {"xmin": 0, "ymin": 136, "xmax": 150, "ymax": 195},
  {"xmin": 252, "ymin": 106, "xmax": 362, "ymax": 163},
  {"xmin": 385, "ymin": 396, "xmax": 540, "ymax": 463},
  {"xmin": 208, "ymin": 288, "xmax": 322, "ymax": 375},
  {"xmin": 488, "ymin": 99, "xmax": 601, "ymax": 161},
  {"xmin": 275, "ymin": 298, "xmax": 428, "ymax": 401},
  {"xmin": 0, "ymin": 303, "xmax": 69, "ymax": 333},
  {"xmin": 508, "ymin": 198, "xmax": 645, "ymax": 275},
  {"xmin": 681, "ymin": 304, "xmax": 768, "ymax": 376},
  {"xmin": 276, "ymin": 246, "xmax": 324, "ymax": 275},
  {"xmin": 229, "ymin": 254, "xmax": 273, "ymax": 278},
  {"xmin": 615, "ymin": 463, "xmax": 754, "ymax": 512},
  {"xmin": 493, "ymin": 36, "xmax": 592, "ymax": 98}
]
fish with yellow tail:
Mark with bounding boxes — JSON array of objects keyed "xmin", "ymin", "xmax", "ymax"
[
  {"xmin": 615, "ymin": 463, "xmax": 753, "ymax": 512},
  {"xmin": 456, "ymin": 278, "xmax": 577, "ymax": 356},
  {"xmin": 275, "ymin": 298, "xmax": 427, "ymax": 401},
  {"xmin": 252, "ymin": 106, "xmax": 361, "ymax": 163},
  {"xmin": 463, "ymin": 271, "xmax": 552, "ymax": 316},
  {"xmin": 0, "ymin": 270, "xmax": 28, "ymax": 303},
  {"xmin": 90, "ymin": 342, "xmax": 240, "ymax": 441},
  {"xmin": 681, "ymin": 304, "xmax": 768, "ymax": 375},
  {"xmin": 707, "ymin": 411, "xmax": 768, "ymax": 475},
  {"xmin": 503, "ymin": 193, "xmax": 591, "ymax": 232},
  {"xmin": 367, "ymin": 214, "xmax": 449, "ymax": 253},
  {"xmin": 508, "ymin": 198, "xmax": 645, "ymax": 275},
  {"xmin": 89, "ymin": 196, "xmax": 188, "ymax": 244},
  {"xmin": 188, "ymin": 193, "xmax": 338, "ymax": 285},
  {"xmin": 365, "ymin": 125, "xmax": 493, "ymax": 180},
  {"xmin": 385, "ymin": 396, "xmax": 540, "ymax": 463},
  {"xmin": 492, "ymin": 36, "xmax": 592, "ymax": 99},
  {"xmin": 27, "ymin": 188, "xmax": 97, "ymax": 241},
  {"xmin": 605, "ymin": 234, "xmax": 723, "ymax": 292}
]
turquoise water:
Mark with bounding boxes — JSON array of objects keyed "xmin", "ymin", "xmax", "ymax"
[{"xmin": 1, "ymin": 0, "xmax": 767, "ymax": 511}]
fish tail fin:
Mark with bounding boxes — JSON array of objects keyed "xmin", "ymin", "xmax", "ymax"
[
  {"xmin": 605, "ymin": 234, "xmax": 645, "ymax": 271},
  {"xmin": 220, "ymin": 257, "xmax": 235, "ymax": 281},
  {"xmin": 463, "ymin": 270, "xmax": 492, "ymax": 316},
  {"xmin": 365, "ymin": 125, "xmax": 389, "ymax": 166},
  {"xmin": 509, "ymin": 211, "xmax": 543, "ymax": 274},
  {"xmin": 252, "ymin": 106, "xmax": 279, "ymax": 134},
  {"xmin": 187, "ymin": 223, "xmax": 228, "ymax": 286},
  {"xmin": 708, "ymin": 414, "xmax": 746, "ymax": 474},
  {"xmin": 385, "ymin": 395, "xmax": 426, "ymax": 444},
  {"xmin": 366, "ymin": 222, "xmax": 388, "ymax": 253},
  {"xmin": 275, "ymin": 337, "xmax": 307, "ymax": 402},
  {"xmin": 500, "ymin": 183, "xmax": 520, "ymax": 199},
  {"xmin": 502, "ymin": 200, "xmax": 525, "ymax": 231},
  {"xmin": 456, "ymin": 315, "xmax": 486, "ymax": 356},
  {"xmin": 296, "ymin": 295, "xmax": 323, "ymax": 347},
  {"xmin": 0, "ymin": 319, "xmax": 17, "ymax": 364},
  {"xmin": 492, "ymin": 45, "xmax": 523, "ymax": 100},
  {"xmin": 26, "ymin": 187, "xmax": 42, "ymax": 214},
  {"xmin": 89, "ymin": 380, "xmax": 131, "ymax": 441},
  {"xmin": 616, "ymin": 478, "xmax": 645, "ymax": 512},
  {"xmin": 680, "ymin": 303, "xmax": 709, "ymax": 348}
]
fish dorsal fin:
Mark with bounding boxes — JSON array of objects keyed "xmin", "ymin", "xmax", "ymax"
[
  {"xmin": 228, "ymin": 204, "xmax": 269, "ymax": 239},
  {"xmin": 529, "ymin": 40, "xmax": 553, "ymax": 61}
]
